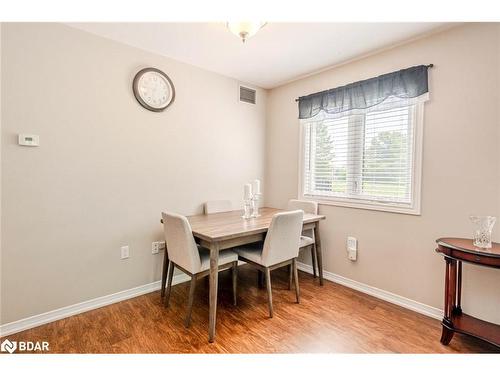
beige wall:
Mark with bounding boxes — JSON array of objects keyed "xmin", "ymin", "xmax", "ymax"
[
  {"xmin": 265, "ymin": 23, "xmax": 500, "ymax": 323},
  {"xmin": 0, "ymin": 23, "xmax": 267, "ymax": 324},
  {"xmin": 1, "ymin": 22, "xmax": 499, "ymax": 328},
  {"xmin": 0, "ymin": 23, "xmax": 3, "ymax": 323}
]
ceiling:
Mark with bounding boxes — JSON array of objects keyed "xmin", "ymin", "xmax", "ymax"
[{"xmin": 68, "ymin": 23, "xmax": 447, "ymax": 89}]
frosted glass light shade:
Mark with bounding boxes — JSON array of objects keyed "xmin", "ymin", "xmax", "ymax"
[{"xmin": 226, "ymin": 22, "xmax": 266, "ymax": 42}]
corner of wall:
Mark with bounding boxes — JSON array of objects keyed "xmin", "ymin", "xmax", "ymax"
[{"xmin": 0, "ymin": 21, "xmax": 3, "ymax": 323}]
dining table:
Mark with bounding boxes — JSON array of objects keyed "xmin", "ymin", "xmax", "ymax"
[{"xmin": 160, "ymin": 206, "xmax": 326, "ymax": 342}]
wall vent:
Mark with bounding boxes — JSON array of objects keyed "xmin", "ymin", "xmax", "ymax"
[{"xmin": 239, "ymin": 85, "xmax": 256, "ymax": 104}]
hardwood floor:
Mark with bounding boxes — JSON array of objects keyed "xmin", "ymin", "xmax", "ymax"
[{"xmin": 3, "ymin": 265, "xmax": 499, "ymax": 353}]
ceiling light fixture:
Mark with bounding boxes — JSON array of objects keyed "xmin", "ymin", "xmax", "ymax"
[{"xmin": 226, "ymin": 22, "xmax": 266, "ymax": 43}]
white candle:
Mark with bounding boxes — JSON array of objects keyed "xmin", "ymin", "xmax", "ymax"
[
  {"xmin": 244, "ymin": 183, "xmax": 253, "ymax": 200},
  {"xmin": 252, "ymin": 179, "xmax": 261, "ymax": 195}
]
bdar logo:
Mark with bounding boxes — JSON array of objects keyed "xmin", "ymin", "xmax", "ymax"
[
  {"xmin": 1, "ymin": 339, "xmax": 17, "ymax": 354},
  {"xmin": 0, "ymin": 339, "xmax": 49, "ymax": 353}
]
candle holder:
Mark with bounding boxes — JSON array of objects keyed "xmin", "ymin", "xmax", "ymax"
[
  {"xmin": 251, "ymin": 193, "xmax": 261, "ymax": 218},
  {"xmin": 242, "ymin": 199, "xmax": 252, "ymax": 219}
]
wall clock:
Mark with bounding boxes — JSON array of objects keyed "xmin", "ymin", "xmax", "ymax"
[{"xmin": 132, "ymin": 67, "xmax": 175, "ymax": 112}]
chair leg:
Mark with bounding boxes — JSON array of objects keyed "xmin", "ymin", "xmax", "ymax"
[
  {"xmin": 164, "ymin": 261, "xmax": 175, "ymax": 307},
  {"xmin": 265, "ymin": 268, "xmax": 273, "ymax": 318},
  {"xmin": 232, "ymin": 261, "xmax": 238, "ymax": 306},
  {"xmin": 311, "ymin": 245, "xmax": 317, "ymax": 278},
  {"xmin": 161, "ymin": 247, "xmax": 169, "ymax": 299},
  {"xmin": 288, "ymin": 264, "xmax": 293, "ymax": 290},
  {"xmin": 293, "ymin": 258, "xmax": 300, "ymax": 303},
  {"xmin": 185, "ymin": 276, "xmax": 197, "ymax": 328}
]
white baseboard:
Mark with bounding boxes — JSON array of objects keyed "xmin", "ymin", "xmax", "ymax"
[
  {"xmin": 297, "ymin": 261, "xmax": 443, "ymax": 320},
  {"xmin": 0, "ymin": 273, "xmax": 191, "ymax": 337},
  {"xmin": 1, "ymin": 262, "xmax": 443, "ymax": 337}
]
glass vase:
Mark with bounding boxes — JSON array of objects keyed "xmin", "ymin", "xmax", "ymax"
[
  {"xmin": 470, "ymin": 216, "xmax": 496, "ymax": 249},
  {"xmin": 242, "ymin": 199, "xmax": 252, "ymax": 219},
  {"xmin": 251, "ymin": 195, "xmax": 260, "ymax": 218}
]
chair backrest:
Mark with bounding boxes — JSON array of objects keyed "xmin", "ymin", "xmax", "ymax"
[
  {"xmin": 261, "ymin": 210, "xmax": 303, "ymax": 266},
  {"xmin": 287, "ymin": 199, "xmax": 318, "ymax": 215},
  {"xmin": 204, "ymin": 200, "xmax": 233, "ymax": 214},
  {"xmin": 287, "ymin": 199, "xmax": 318, "ymax": 239},
  {"xmin": 162, "ymin": 212, "xmax": 201, "ymax": 273}
]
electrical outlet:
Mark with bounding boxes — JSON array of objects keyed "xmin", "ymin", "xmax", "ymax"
[
  {"xmin": 152, "ymin": 241, "xmax": 166, "ymax": 254},
  {"xmin": 152, "ymin": 242, "xmax": 159, "ymax": 254},
  {"xmin": 121, "ymin": 245, "xmax": 130, "ymax": 259}
]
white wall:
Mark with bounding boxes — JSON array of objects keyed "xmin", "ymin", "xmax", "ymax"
[
  {"xmin": 0, "ymin": 23, "xmax": 267, "ymax": 324},
  {"xmin": 265, "ymin": 23, "xmax": 500, "ymax": 323}
]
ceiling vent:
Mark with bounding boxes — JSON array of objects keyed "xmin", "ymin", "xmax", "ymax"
[{"xmin": 239, "ymin": 85, "xmax": 256, "ymax": 104}]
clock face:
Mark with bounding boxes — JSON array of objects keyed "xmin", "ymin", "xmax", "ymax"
[{"xmin": 133, "ymin": 68, "xmax": 175, "ymax": 112}]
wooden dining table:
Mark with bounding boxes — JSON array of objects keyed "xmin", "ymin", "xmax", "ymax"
[{"xmin": 160, "ymin": 207, "xmax": 326, "ymax": 342}]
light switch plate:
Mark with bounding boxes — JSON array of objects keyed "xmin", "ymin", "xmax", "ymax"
[{"xmin": 121, "ymin": 246, "xmax": 130, "ymax": 259}]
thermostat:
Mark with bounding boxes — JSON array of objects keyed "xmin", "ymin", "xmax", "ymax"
[{"xmin": 18, "ymin": 134, "xmax": 39, "ymax": 147}]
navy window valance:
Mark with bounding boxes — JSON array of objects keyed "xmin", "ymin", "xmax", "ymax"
[{"xmin": 298, "ymin": 65, "xmax": 431, "ymax": 120}]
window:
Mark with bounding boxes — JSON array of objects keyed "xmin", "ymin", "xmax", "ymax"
[{"xmin": 300, "ymin": 103, "xmax": 423, "ymax": 214}]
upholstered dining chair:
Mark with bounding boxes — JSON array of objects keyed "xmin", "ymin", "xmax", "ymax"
[
  {"xmin": 287, "ymin": 199, "xmax": 319, "ymax": 284},
  {"xmin": 204, "ymin": 200, "xmax": 232, "ymax": 214},
  {"xmin": 162, "ymin": 212, "xmax": 239, "ymax": 327},
  {"xmin": 235, "ymin": 210, "xmax": 304, "ymax": 318}
]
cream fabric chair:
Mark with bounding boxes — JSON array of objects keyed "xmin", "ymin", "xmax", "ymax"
[
  {"xmin": 162, "ymin": 212, "xmax": 238, "ymax": 327},
  {"xmin": 204, "ymin": 200, "xmax": 232, "ymax": 214},
  {"xmin": 287, "ymin": 199, "xmax": 319, "ymax": 280},
  {"xmin": 235, "ymin": 210, "xmax": 303, "ymax": 318}
]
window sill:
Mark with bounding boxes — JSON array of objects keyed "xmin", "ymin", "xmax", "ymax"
[{"xmin": 300, "ymin": 194, "xmax": 421, "ymax": 216}]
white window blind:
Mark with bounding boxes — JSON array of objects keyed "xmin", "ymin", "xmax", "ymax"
[{"xmin": 301, "ymin": 103, "xmax": 423, "ymax": 214}]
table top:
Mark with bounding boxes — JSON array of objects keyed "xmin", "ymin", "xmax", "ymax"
[
  {"xmin": 436, "ymin": 237, "xmax": 500, "ymax": 258},
  {"xmin": 187, "ymin": 207, "xmax": 325, "ymax": 242}
]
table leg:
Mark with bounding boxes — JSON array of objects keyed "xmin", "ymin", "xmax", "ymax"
[
  {"xmin": 448, "ymin": 259, "xmax": 457, "ymax": 317},
  {"xmin": 310, "ymin": 245, "xmax": 317, "ymax": 278},
  {"xmin": 160, "ymin": 243, "xmax": 169, "ymax": 299},
  {"xmin": 313, "ymin": 223, "xmax": 324, "ymax": 286},
  {"xmin": 208, "ymin": 242, "xmax": 220, "ymax": 343},
  {"xmin": 455, "ymin": 261, "xmax": 462, "ymax": 314},
  {"xmin": 440, "ymin": 257, "xmax": 456, "ymax": 345}
]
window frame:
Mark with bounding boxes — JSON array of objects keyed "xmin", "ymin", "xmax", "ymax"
[{"xmin": 298, "ymin": 103, "xmax": 424, "ymax": 215}]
